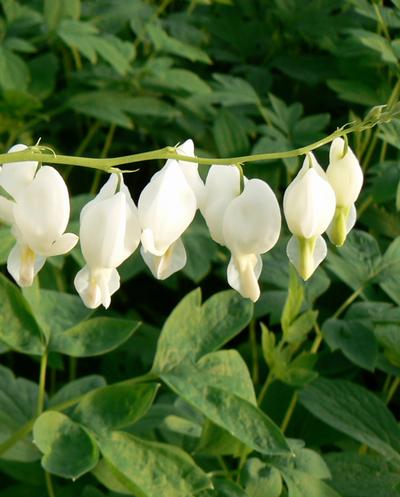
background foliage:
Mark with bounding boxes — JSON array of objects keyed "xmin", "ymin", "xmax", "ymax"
[{"xmin": 1, "ymin": 1, "xmax": 400, "ymax": 496}]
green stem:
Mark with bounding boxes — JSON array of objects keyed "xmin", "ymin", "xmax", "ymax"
[
  {"xmin": 90, "ymin": 123, "xmax": 116, "ymax": 194},
  {"xmin": 280, "ymin": 392, "xmax": 298, "ymax": 433},
  {"xmin": 386, "ymin": 377, "xmax": 400, "ymax": 404},
  {"xmin": 249, "ymin": 321, "xmax": 259, "ymax": 384},
  {"xmin": 0, "ymin": 113, "xmax": 392, "ymax": 172},
  {"xmin": 37, "ymin": 351, "xmax": 48, "ymax": 416},
  {"xmin": 257, "ymin": 372, "xmax": 273, "ymax": 406},
  {"xmin": 332, "ymin": 286, "xmax": 364, "ymax": 319},
  {"xmin": 45, "ymin": 471, "xmax": 56, "ymax": 497},
  {"xmin": 217, "ymin": 456, "xmax": 231, "ymax": 480}
]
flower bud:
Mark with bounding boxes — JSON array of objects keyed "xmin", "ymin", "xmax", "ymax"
[
  {"xmin": 283, "ymin": 153, "xmax": 336, "ymax": 280},
  {"xmin": 326, "ymin": 137, "xmax": 363, "ymax": 246}
]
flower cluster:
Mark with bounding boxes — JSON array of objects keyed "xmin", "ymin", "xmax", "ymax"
[{"xmin": 0, "ymin": 137, "xmax": 363, "ymax": 307}]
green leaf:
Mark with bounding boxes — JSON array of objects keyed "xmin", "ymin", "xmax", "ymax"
[
  {"xmin": 73, "ymin": 382, "xmax": 159, "ymax": 433},
  {"xmin": 299, "ymin": 378, "xmax": 400, "ymax": 464},
  {"xmin": 92, "ymin": 458, "xmax": 131, "ymax": 495},
  {"xmin": 0, "ymin": 274, "xmax": 43, "ymax": 355},
  {"xmin": 322, "ymin": 319, "xmax": 378, "ymax": 370},
  {"xmin": 374, "ymin": 323, "xmax": 400, "ymax": 367},
  {"xmin": 147, "ymin": 23, "xmax": 211, "ymax": 64},
  {"xmin": 58, "ymin": 19, "xmax": 98, "ymax": 62},
  {"xmin": 325, "ymin": 452, "xmax": 400, "ymax": 497},
  {"xmin": 182, "ymin": 228, "xmax": 218, "ymax": 283},
  {"xmin": 0, "ymin": 226, "xmax": 16, "ymax": 264},
  {"xmin": 242, "ymin": 458, "xmax": 282, "ymax": 497},
  {"xmin": 326, "ymin": 230, "xmax": 381, "ymax": 290},
  {"xmin": 0, "ymin": 366, "xmax": 40, "ymax": 462},
  {"xmin": 377, "ymin": 236, "xmax": 400, "ymax": 305},
  {"xmin": 44, "ymin": 0, "xmax": 80, "ymax": 30},
  {"xmin": 33, "ymin": 411, "xmax": 98, "ymax": 479},
  {"xmin": 49, "ymin": 375, "xmax": 107, "ymax": 408},
  {"xmin": 202, "ymin": 478, "xmax": 249, "ymax": 497},
  {"xmin": 153, "ymin": 289, "xmax": 253, "ymax": 372},
  {"xmin": 49, "ymin": 317, "xmax": 140, "ymax": 357},
  {"xmin": 162, "ymin": 360, "xmax": 290, "ymax": 456},
  {"xmin": 285, "ymin": 310, "xmax": 318, "ymax": 345},
  {"xmin": 213, "ymin": 109, "xmax": 250, "ymax": 157},
  {"xmin": 280, "ymin": 468, "xmax": 341, "ymax": 497},
  {"xmin": 22, "ymin": 286, "xmax": 92, "ymax": 343},
  {"xmin": 350, "ymin": 29, "xmax": 398, "ymax": 65},
  {"xmin": 97, "ymin": 431, "xmax": 211, "ymax": 497},
  {"xmin": 0, "ymin": 47, "xmax": 30, "ymax": 91},
  {"xmin": 212, "ymin": 74, "xmax": 260, "ymax": 106}
]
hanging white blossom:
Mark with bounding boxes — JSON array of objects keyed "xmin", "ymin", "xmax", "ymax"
[
  {"xmin": 326, "ymin": 137, "xmax": 363, "ymax": 246},
  {"xmin": 201, "ymin": 166, "xmax": 281, "ymax": 301},
  {"xmin": 283, "ymin": 153, "xmax": 336, "ymax": 280},
  {"xmin": 138, "ymin": 157, "xmax": 197, "ymax": 280},
  {"xmin": 74, "ymin": 174, "xmax": 141, "ymax": 309}
]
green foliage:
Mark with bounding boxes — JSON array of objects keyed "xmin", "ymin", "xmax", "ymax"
[{"xmin": 1, "ymin": 0, "xmax": 400, "ymax": 496}]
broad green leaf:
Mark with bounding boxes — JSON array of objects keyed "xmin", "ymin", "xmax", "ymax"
[
  {"xmin": 29, "ymin": 53, "xmax": 58, "ymax": 99},
  {"xmin": 213, "ymin": 109, "xmax": 250, "ymax": 157},
  {"xmin": 322, "ymin": 319, "xmax": 378, "ymax": 370},
  {"xmin": 299, "ymin": 378, "xmax": 400, "ymax": 463},
  {"xmin": 162, "ymin": 360, "xmax": 289, "ymax": 456},
  {"xmin": 73, "ymin": 382, "xmax": 159, "ymax": 433},
  {"xmin": 143, "ymin": 67, "xmax": 211, "ymax": 95},
  {"xmin": 212, "ymin": 74, "xmax": 260, "ymax": 106},
  {"xmin": 182, "ymin": 228, "xmax": 218, "ymax": 283},
  {"xmin": 0, "ymin": 47, "xmax": 30, "ymax": 91},
  {"xmin": 374, "ymin": 323, "xmax": 400, "ymax": 367},
  {"xmin": 201, "ymin": 478, "xmax": 249, "ymax": 497},
  {"xmin": 285, "ymin": 310, "xmax": 318, "ymax": 345},
  {"xmin": 147, "ymin": 23, "xmax": 211, "ymax": 64},
  {"xmin": 50, "ymin": 317, "xmax": 140, "ymax": 357},
  {"xmin": 49, "ymin": 376, "xmax": 107, "ymax": 408},
  {"xmin": 0, "ymin": 366, "xmax": 40, "ymax": 462},
  {"xmin": 22, "ymin": 286, "xmax": 92, "ymax": 343},
  {"xmin": 97, "ymin": 431, "xmax": 211, "ymax": 497},
  {"xmin": 33, "ymin": 411, "xmax": 98, "ymax": 479},
  {"xmin": 280, "ymin": 468, "xmax": 341, "ymax": 497},
  {"xmin": 326, "ymin": 230, "xmax": 381, "ymax": 290},
  {"xmin": 44, "ymin": 0, "xmax": 80, "ymax": 30},
  {"xmin": 242, "ymin": 458, "xmax": 282, "ymax": 497},
  {"xmin": 152, "ymin": 289, "xmax": 253, "ymax": 372},
  {"xmin": 378, "ymin": 236, "xmax": 400, "ymax": 305},
  {"xmin": 325, "ymin": 452, "xmax": 400, "ymax": 497},
  {"xmin": 92, "ymin": 458, "xmax": 131, "ymax": 495},
  {"xmin": 58, "ymin": 20, "xmax": 98, "ymax": 62},
  {"xmin": 0, "ymin": 274, "xmax": 44, "ymax": 355},
  {"xmin": 350, "ymin": 29, "xmax": 398, "ymax": 65},
  {"xmin": 0, "ymin": 226, "xmax": 15, "ymax": 264}
]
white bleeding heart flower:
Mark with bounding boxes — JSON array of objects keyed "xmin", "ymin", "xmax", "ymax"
[
  {"xmin": 170, "ymin": 139, "xmax": 205, "ymax": 209},
  {"xmin": 2, "ymin": 161, "xmax": 78, "ymax": 287},
  {"xmin": 0, "ymin": 144, "xmax": 38, "ymax": 224},
  {"xmin": 283, "ymin": 153, "xmax": 336, "ymax": 280},
  {"xmin": 74, "ymin": 174, "xmax": 141, "ymax": 309},
  {"xmin": 138, "ymin": 160, "xmax": 197, "ymax": 280},
  {"xmin": 200, "ymin": 165, "xmax": 241, "ymax": 245},
  {"xmin": 326, "ymin": 137, "xmax": 363, "ymax": 246},
  {"xmin": 222, "ymin": 179, "xmax": 281, "ymax": 302}
]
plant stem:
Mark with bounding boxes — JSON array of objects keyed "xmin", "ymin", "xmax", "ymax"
[
  {"xmin": 257, "ymin": 373, "xmax": 273, "ymax": 406},
  {"xmin": 280, "ymin": 392, "xmax": 298, "ymax": 433},
  {"xmin": 386, "ymin": 377, "xmax": 400, "ymax": 404},
  {"xmin": 332, "ymin": 286, "xmax": 364, "ymax": 319},
  {"xmin": 90, "ymin": 123, "xmax": 116, "ymax": 194},
  {"xmin": 37, "ymin": 351, "xmax": 48, "ymax": 416},
  {"xmin": 0, "ymin": 112, "xmax": 392, "ymax": 172},
  {"xmin": 45, "ymin": 471, "xmax": 56, "ymax": 497},
  {"xmin": 249, "ymin": 321, "xmax": 259, "ymax": 384}
]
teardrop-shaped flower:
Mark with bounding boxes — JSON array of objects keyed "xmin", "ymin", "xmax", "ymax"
[
  {"xmin": 283, "ymin": 153, "xmax": 336, "ymax": 280},
  {"xmin": 6, "ymin": 165, "xmax": 78, "ymax": 287},
  {"xmin": 74, "ymin": 174, "xmax": 141, "ymax": 309},
  {"xmin": 138, "ymin": 160, "xmax": 197, "ymax": 280},
  {"xmin": 0, "ymin": 144, "xmax": 38, "ymax": 224},
  {"xmin": 200, "ymin": 165, "xmax": 241, "ymax": 245},
  {"xmin": 326, "ymin": 137, "xmax": 363, "ymax": 246},
  {"xmin": 222, "ymin": 179, "xmax": 281, "ymax": 302}
]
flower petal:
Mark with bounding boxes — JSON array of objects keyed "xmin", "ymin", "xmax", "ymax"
[
  {"xmin": 174, "ymin": 139, "xmax": 205, "ymax": 209},
  {"xmin": 0, "ymin": 197, "xmax": 15, "ymax": 224},
  {"xmin": 286, "ymin": 235, "xmax": 327, "ymax": 281},
  {"xmin": 138, "ymin": 161, "xmax": 196, "ymax": 255},
  {"xmin": 0, "ymin": 144, "xmax": 38, "ymax": 199},
  {"xmin": 13, "ymin": 166, "xmax": 71, "ymax": 252},
  {"xmin": 223, "ymin": 178, "xmax": 281, "ymax": 256},
  {"xmin": 227, "ymin": 253, "xmax": 262, "ymax": 302},
  {"xmin": 74, "ymin": 265, "xmax": 120, "ymax": 309},
  {"xmin": 200, "ymin": 165, "xmax": 240, "ymax": 245},
  {"xmin": 7, "ymin": 242, "xmax": 46, "ymax": 287},
  {"xmin": 40, "ymin": 233, "xmax": 79, "ymax": 257},
  {"xmin": 140, "ymin": 237, "xmax": 187, "ymax": 280}
]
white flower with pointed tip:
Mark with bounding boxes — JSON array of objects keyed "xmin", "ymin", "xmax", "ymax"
[
  {"xmin": 0, "ymin": 144, "xmax": 38, "ymax": 224},
  {"xmin": 222, "ymin": 179, "xmax": 281, "ymax": 302},
  {"xmin": 74, "ymin": 174, "xmax": 141, "ymax": 309},
  {"xmin": 200, "ymin": 165, "xmax": 241, "ymax": 245},
  {"xmin": 283, "ymin": 153, "xmax": 336, "ymax": 281},
  {"xmin": 4, "ymin": 163, "xmax": 78, "ymax": 287},
  {"xmin": 326, "ymin": 137, "xmax": 363, "ymax": 246},
  {"xmin": 138, "ymin": 159, "xmax": 197, "ymax": 280}
]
